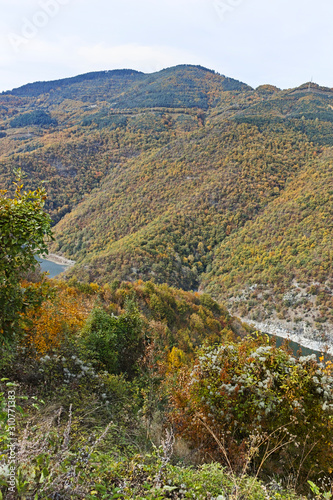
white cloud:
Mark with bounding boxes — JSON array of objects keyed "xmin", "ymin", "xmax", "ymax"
[
  {"xmin": 0, "ymin": 38, "xmax": 216, "ymax": 92},
  {"xmin": 77, "ymin": 43, "xmax": 208, "ymax": 73}
]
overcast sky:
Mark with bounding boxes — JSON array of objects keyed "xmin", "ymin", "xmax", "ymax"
[{"xmin": 0, "ymin": 0, "xmax": 332, "ymax": 92}]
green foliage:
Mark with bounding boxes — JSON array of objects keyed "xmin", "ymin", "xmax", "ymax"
[
  {"xmin": 80, "ymin": 452, "xmax": 303, "ymax": 499},
  {"xmin": 82, "ymin": 111, "xmax": 128, "ymax": 129},
  {"xmin": 1, "ymin": 66, "xmax": 333, "ymax": 330},
  {"xmin": 96, "ymin": 280, "xmax": 240, "ymax": 357},
  {"xmin": 52, "ymin": 120, "xmax": 316, "ymax": 293},
  {"xmin": 0, "ymin": 278, "xmax": 325, "ymax": 499},
  {"xmin": 0, "ymin": 172, "xmax": 53, "ymax": 340},
  {"xmin": 0, "ymin": 404, "xmax": 306, "ymax": 499},
  {"xmin": 205, "ymin": 152, "xmax": 333, "ymax": 324},
  {"xmin": 80, "ymin": 298, "xmax": 143, "ymax": 377},
  {"xmin": 4, "ymin": 69, "xmax": 144, "ymax": 99},
  {"xmin": 80, "ymin": 308, "xmax": 119, "ymax": 373},
  {"xmin": 10, "ymin": 110, "xmax": 57, "ymax": 128},
  {"xmin": 308, "ymin": 481, "xmax": 332, "ymax": 499}
]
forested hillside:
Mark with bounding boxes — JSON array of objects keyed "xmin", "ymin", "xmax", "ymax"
[{"xmin": 0, "ymin": 65, "xmax": 332, "ymax": 336}]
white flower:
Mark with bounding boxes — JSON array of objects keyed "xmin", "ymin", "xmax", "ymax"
[{"xmin": 299, "ymin": 354, "xmax": 316, "ymax": 363}]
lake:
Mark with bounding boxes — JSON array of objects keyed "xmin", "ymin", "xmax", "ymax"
[
  {"xmin": 268, "ymin": 333, "xmax": 331, "ymax": 362},
  {"xmin": 36, "ymin": 256, "xmax": 66, "ymax": 278}
]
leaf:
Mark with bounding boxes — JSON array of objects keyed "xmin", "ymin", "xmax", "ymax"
[
  {"xmin": 163, "ymin": 485, "xmax": 178, "ymax": 492},
  {"xmin": 39, "ymin": 467, "xmax": 49, "ymax": 483},
  {"xmin": 308, "ymin": 480, "xmax": 320, "ymax": 495}
]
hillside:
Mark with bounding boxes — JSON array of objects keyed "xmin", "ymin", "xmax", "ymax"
[
  {"xmin": 204, "ymin": 148, "xmax": 333, "ymax": 337},
  {"xmin": 0, "ymin": 65, "xmax": 332, "ymax": 339},
  {"xmin": 1, "ymin": 278, "xmax": 325, "ymax": 498}
]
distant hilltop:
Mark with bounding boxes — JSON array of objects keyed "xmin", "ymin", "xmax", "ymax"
[{"xmin": 3, "ymin": 64, "xmax": 332, "ymax": 99}]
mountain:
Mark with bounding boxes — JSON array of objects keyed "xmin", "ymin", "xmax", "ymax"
[{"xmin": 0, "ymin": 65, "xmax": 332, "ymax": 338}]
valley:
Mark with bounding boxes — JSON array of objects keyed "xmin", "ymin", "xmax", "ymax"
[{"xmin": 0, "ymin": 64, "xmax": 332, "ymax": 343}]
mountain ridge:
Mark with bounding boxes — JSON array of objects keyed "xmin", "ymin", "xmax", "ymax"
[
  {"xmin": 4, "ymin": 65, "xmax": 333, "ymax": 97},
  {"xmin": 1, "ymin": 64, "xmax": 248, "ymax": 96}
]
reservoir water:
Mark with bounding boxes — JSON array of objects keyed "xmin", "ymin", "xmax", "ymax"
[
  {"xmin": 36, "ymin": 256, "xmax": 66, "ymax": 278},
  {"xmin": 268, "ymin": 334, "xmax": 331, "ymax": 362}
]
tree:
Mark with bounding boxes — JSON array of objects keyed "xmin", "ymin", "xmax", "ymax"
[{"xmin": 0, "ymin": 171, "xmax": 53, "ymax": 341}]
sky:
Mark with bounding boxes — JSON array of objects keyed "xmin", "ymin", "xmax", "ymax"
[{"xmin": 0, "ymin": 0, "xmax": 332, "ymax": 92}]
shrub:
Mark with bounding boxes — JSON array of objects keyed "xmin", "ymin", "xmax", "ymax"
[
  {"xmin": 80, "ymin": 298, "xmax": 143, "ymax": 377},
  {"xmin": 170, "ymin": 334, "xmax": 333, "ymax": 487},
  {"xmin": 22, "ymin": 282, "xmax": 88, "ymax": 355}
]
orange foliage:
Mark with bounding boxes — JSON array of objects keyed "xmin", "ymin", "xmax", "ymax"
[{"xmin": 22, "ymin": 282, "xmax": 92, "ymax": 355}]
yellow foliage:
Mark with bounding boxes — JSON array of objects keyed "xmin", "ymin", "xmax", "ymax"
[
  {"xmin": 167, "ymin": 347, "xmax": 186, "ymax": 372},
  {"xmin": 324, "ymin": 360, "xmax": 333, "ymax": 376},
  {"xmin": 22, "ymin": 283, "xmax": 91, "ymax": 355},
  {"xmin": 89, "ymin": 283, "xmax": 100, "ymax": 293}
]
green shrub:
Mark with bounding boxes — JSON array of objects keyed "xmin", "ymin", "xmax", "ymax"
[{"xmin": 80, "ymin": 298, "xmax": 143, "ymax": 377}]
